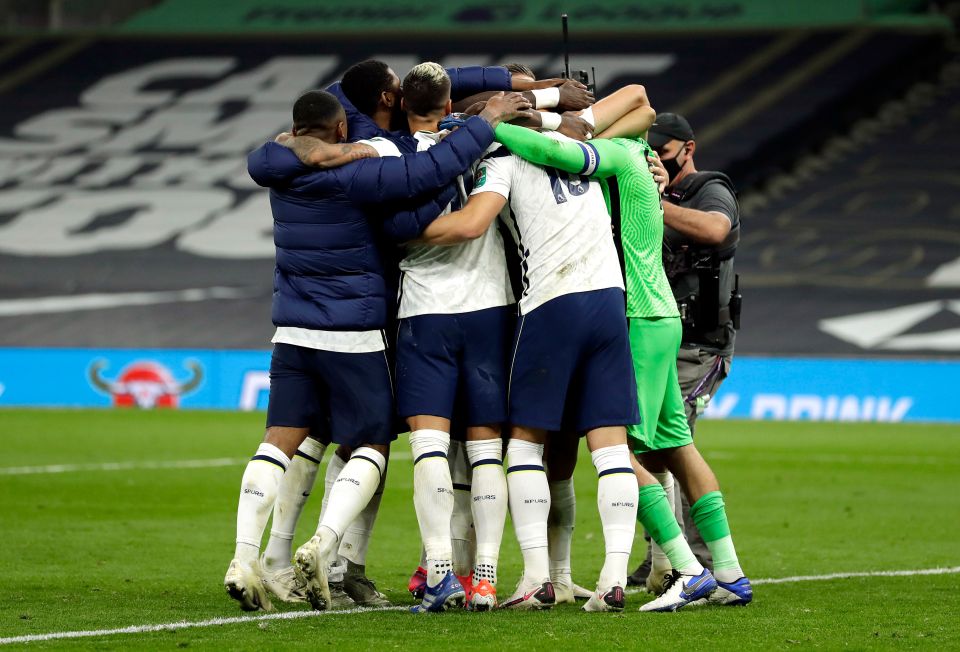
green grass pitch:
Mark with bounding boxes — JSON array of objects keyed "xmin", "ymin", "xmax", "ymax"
[{"xmin": 1, "ymin": 409, "xmax": 958, "ymax": 649}]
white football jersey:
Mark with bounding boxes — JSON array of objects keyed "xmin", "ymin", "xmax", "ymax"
[
  {"xmin": 471, "ymin": 136, "xmax": 624, "ymax": 314},
  {"xmin": 393, "ymin": 131, "xmax": 514, "ymax": 319}
]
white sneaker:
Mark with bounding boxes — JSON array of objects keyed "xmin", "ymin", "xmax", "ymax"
[
  {"xmin": 582, "ymin": 585, "xmax": 625, "ymax": 612},
  {"xmin": 224, "ymin": 558, "xmax": 272, "ymax": 612},
  {"xmin": 645, "ymin": 565, "xmax": 673, "ymax": 595},
  {"xmin": 294, "ymin": 534, "xmax": 334, "ymax": 611},
  {"xmin": 553, "ymin": 574, "xmax": 595, "ymax": 603},
  {"xmin": 572, "ymin": 583, "xmax": 593, "ymax": 599},
  {"xmin": 260, "ymin": 564, "xmax": 307, "ymax": 604},
  {"xmin": 499, "ymin": 576, "xmax": 556, "ymax": 610},
  {"xmin": 640, "ymin": 569, "xmax": 718, "ymax": 612}
]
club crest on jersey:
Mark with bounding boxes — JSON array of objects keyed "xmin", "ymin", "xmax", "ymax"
[
  {"xmin": 475, "ymin": 167, "xmax": 487, "ymax": 188},
  {"xmin": 88, "ymin": 359, "xmax": 203, "ymax": 409}
]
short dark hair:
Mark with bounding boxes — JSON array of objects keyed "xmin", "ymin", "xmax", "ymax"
[
  {"xmin": 402, "ymin": 62, "xmax": 451, "ymax": 116},
  {"xmin": 340, "ymin": 59, "xmax": 394, "ymax": 116},
  {"xmin": 504, "ymin": 62, "xmax": 536, "ymax": 80},
  {"xmin": 292, "ymin": 90, "xmax": 343, "ymax": 132}
]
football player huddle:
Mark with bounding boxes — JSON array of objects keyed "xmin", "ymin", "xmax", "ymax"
[{"xmin": 224, "ymin": 58, "xmax": 752, "ymax": 615}]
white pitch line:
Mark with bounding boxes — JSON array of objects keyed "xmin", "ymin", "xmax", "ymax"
[
  {"xmin": 0, "ymin": 452, "xmax": 415, "ymax": 476},
  {"xmin": 752, "ymin": 566, "xmax": 960, "ymax": 585},
  {"xmin": 0, "ymin": 606, "xmax": 406, "ymax": 645},
  {"xmin": 0, "ymin": 458, "xmax": 248, "ymax": 476},
  {"xmin": 2, "ymin": 566, "xmax": 958, "ymax": 645}
]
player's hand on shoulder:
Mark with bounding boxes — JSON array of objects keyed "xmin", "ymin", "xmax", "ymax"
[
  {"xmin": 512, "ymin": 76, "xmax": 578, "ymax": 91},
  {"xmin": 462, "ymin": 101, "xmax": 486, "ymax": 116},
  {"xmin": 557, "ymin": 80, "xmax": 595, "ymax": 112},
  {"xmin": 558, "ymin": 113, "xmax": 592, "ymax": 141},
  {"xmin": 480, "ymin": 92, "xmax": 533, "ymax": 127},
  {"xmin": 647, "ymin": 151, "xmax": 667, "ymax": 194}
]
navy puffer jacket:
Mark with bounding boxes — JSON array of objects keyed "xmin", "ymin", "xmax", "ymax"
[{"xmin": 247, "ymin": 116, "xmax": 495, "ymax": 332}]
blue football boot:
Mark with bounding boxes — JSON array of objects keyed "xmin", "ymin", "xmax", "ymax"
[
  {"xmin": 410, "ymin": 570, "xmax": 465, "ymax": 613},
  {"xmin": 639, "ymin": 568, "xmax": 718, "ymax": 612}
]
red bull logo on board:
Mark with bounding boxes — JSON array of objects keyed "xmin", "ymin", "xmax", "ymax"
[{"xmin": 88, "ymin": 359, "xmax": 203, "ymax": 408}]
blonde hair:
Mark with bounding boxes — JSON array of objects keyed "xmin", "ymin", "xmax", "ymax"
[{"xmin": 403, "ymin": 62, "xmax": 452, "ymax": 116}]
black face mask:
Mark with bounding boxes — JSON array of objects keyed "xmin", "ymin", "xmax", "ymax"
[{"xmin": 661, "ymin": 147, "xmax": 686, "ymax": 182}]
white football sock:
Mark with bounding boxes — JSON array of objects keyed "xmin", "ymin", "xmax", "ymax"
[
  {"xmin": 234, "ymin": 443, "xmax": 290, "ymax": 563},
  {"xmin": 547, "ymin": 477, "xmax": 576, "ymax": 580},
  {"xmin": 339, "ymin": 466, "xmax": 386, "ymax": 567},
  {"xmin": 316, "ymin": 447, "xmax": 385, "ymax": 562},
  {"xmin": 410, "ymin": 429, "xmax": 454, "ymax": 586},
  {"xmin": 649, "ymin": 471, "xmax": 675, "ymax": 575},
  {"xmin": 318, "ymin": 451, "xmax": 346, "ymax": 522},
  {"xmin": 448, "ymin": 439, "xmax": 475, "ymax": 578},
  {"xmin": 262, "ymin": 438, "xmax": 325, "ymax": 571},
  {"xmin": 507, "ymin": 439, "xmax": 550, "ymax": 584},
  {"xmin": 592, "ymin": 444, "xmax": 638, "ymax": 591},
  {"xmin": 466, "ymin": 438, "xmax": 507, "ymax": 586}
]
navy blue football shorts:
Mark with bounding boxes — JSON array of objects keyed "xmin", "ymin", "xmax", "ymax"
[
  {"xmin": 266, "ymin": 343, "xmax": 396, "ymax": 447},
  {"xmin": 395, "ymin": 305, "xmax": 512, "ymax": 427},
  {"xmin": 508, "ymin": 288, "xmax": 639, "ymax": 433}
]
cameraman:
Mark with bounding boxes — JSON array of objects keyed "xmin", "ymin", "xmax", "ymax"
[{"xmin": 630, "ymin": 113, "xmax": 741, "ymax": 587}]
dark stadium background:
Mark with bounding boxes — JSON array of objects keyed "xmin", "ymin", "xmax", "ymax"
[{"xmin": 0, "ymin": 0, "xmax": 957, "ymax": 421}]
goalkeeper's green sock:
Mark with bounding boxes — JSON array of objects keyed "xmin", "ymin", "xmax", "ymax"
[
  {"xmin": 636, "ymin": 483, "xmax": 703, "ymax": 575},
  {"xmin": 690, "ymin": 491, "xmax": 744, "ymax": 583}
]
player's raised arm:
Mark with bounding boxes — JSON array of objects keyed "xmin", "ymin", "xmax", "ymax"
[
  {"xmin": 492, "ymin": 122, "xmax": 630, "ymax": 179},
  {"xmin": 276, "ymin": 133, "xmax": 380, "ymax": 168},
  {"xmin": 446, "ymin": 65, "xmax": 511, "ymax": 97},
  {"xmin": 595, "ymin": 105, "xmax": 657, "ymax": 140},
  {"xmin": 334, "ymin": 94, "xmax": 529, "ymax": 203},
  {"xmin": 415, "ymin": 191, "xmax": 507, "ymax": 245},
  {"xmin": 380, "ymin": 182, "xmax": 461, "ymax": 243},
  {"xmin": 578, "ymin": 84, "xmax": 650, "ymax": 135}
]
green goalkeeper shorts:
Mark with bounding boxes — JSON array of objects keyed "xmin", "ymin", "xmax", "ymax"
[{"xmin": 627, "ymin": 316, "xmax": 694, "ymax": 454}]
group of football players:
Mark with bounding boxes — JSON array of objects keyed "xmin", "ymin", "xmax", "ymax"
[{"xmin": 223, "ymin": 57, "xmax": 752, "ymax": 615}]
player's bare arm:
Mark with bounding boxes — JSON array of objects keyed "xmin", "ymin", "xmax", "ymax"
[
  {"xmin": 577, "ymin": 84, "xmax": 650, "ymax": 134},
  {"xmin": 416, "ymin": 191, "xmax": 507, "ymax": 245},
  {"xmin": 454, "ymin": 80, "xmax": 592, "ymax": 114},
  {"xmin": 276, "ymin": 133, "xmax": 379, "ymax": 168},
  {"xmin": 492, "ymin": 122, "xmax": 631, "ymax": 179},
  {"xmin": 477, "ymin": 92, "xmax": 533, "ymax": 127},
  {"xmin": 662, "ymin": 202, "xmax": 732, "ymax": 245},
  {"xmin": 594, "ymin": 105, "xmax": 657, "ymax": 139}
]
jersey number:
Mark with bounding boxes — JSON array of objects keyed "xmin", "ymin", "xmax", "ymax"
[{"xmin": 546, "ymin": 167, "xmax": 590, "ymax": 204}]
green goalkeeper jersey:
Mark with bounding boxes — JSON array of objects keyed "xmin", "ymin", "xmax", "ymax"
[{"xmin": 494, "ymin": 123, "xmax": 679, "ymax": 319}]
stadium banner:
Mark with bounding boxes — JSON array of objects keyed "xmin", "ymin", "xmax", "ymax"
[
  {"xmin": 121, "ymin": 0, "xmax": 943, "ymax": 35},
  {"xmin": 0, "ymin": 348, "xmax": 955, "ymax": 423}
]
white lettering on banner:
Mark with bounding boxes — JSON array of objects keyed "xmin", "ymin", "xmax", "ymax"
[
  {"xmin": 0, "ymin": 190, "xmax": 232, "ymax": 255},
  {"xmin": 0, "ymin": 56, "xmax": 338, "ymax": 259},
  {"xmin": 749, "ymin": 394, "xmax": 912, "ymax": 422},
  {"xmin": 180, "ymin": 57, "xmax": 338, "ymax": 106},
  {"xmin": 75, "ymin": 157, "xmax": 148, "ymax": 188},
  {"xmin": 179, "ymin": 193, "xmax": 275, "ymax": 259},
  {"xmin": 819, "ymin": 301, "xmax": 960, "ymax": 352},
  {"xmin": 81, "ymin": 58, "xmax": 237, "ymax": 108},
  {"xmin": 701, "ymin": 393, "xmax": 738, "ymax": 418},
  {"xmin": 0, "ymin": 107, "xmax": 145, "ymax": 155},
  {"xmin": 239, "ymin": 371, "xmax": 270, "ymax": 411},
  {"xmin": 751, "ymin": 394, "xmax": 786, "ymax": 419}
]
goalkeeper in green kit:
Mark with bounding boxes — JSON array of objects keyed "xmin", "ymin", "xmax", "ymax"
[{"xmin": 493, "ymin": 109, "xmax": 752, "ymax": 610}]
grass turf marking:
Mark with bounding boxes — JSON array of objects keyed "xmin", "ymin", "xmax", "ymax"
[
  {"xmin": 0, "ymin": 452, "xmax": 414, "ymax": 476},
  {"xmin": 2, "ymin": 567, "xmax": 958, "ymax": 645}
]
